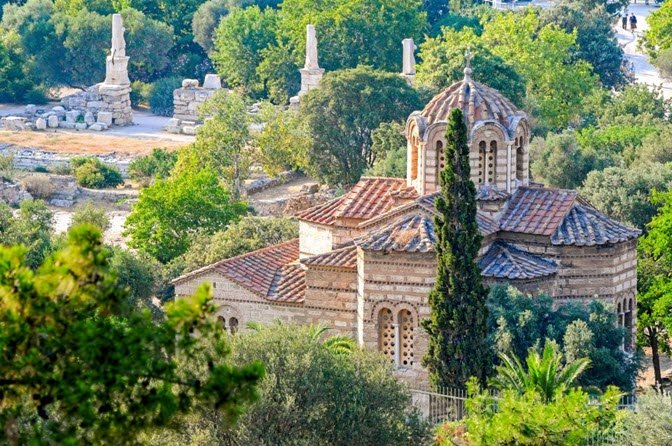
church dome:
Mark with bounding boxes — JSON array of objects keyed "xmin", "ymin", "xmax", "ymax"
[{"xmin": 420, "ymin": 75, "xmax": 522, "ymax": 135}]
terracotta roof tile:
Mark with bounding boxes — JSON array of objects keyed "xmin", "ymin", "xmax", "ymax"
[
  {"xmin": 499, "ymin": 187, "xmax": 577, "ymax": 236},
  {"xmin": 302, "ymin": 245, "xmax": 358, "ymax": 269},
  {"xmin": 294, "ymin": 195, "xmax": 346, "ymax": 226},
  {"xmin": 479, "ymin": 241, "xmax": 557, "ymax": 280},
  {"xmin": 417, "ymin": 192, "xmax": 498, "ymax": 236},
  {"xmin": 476, "ymin": 184, "xmax": 510, "ymax": 201},
  {"xmin": 552, "ymin": 203, "xmax": 641, "ymax": 246},
  {"xmin": 356, "ymin": 213, "xmax": 436, "ymax": 253},
  {"xmin": 267, "ymin": 264, "xmax": 306, "ymax": 303},
  {"xmin": 212, "ymin": 239, "xmax": 300, "ymax": 297},
  {"xmin": 296, "ymin": 177, "xmax": 408, "ymax": 226}
]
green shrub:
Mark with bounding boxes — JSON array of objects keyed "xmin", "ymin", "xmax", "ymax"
[
  {"xmin": 654, "ymin": 47, "xmax": 672, "ymax": 80},
  {"xmin": 149, "ymin": 77, "xmax": 181, "ymax": 117},
  {"xmin": 33, "ymin": 166, "xmax": 48, "ymax": 173},
  {"xmin": 71, "ymin": 201, "xmax": 110, "ymax": 230},
  {"xmin": 0, "ymin": 154, "xmax": 15, "ymax": 181},
  {"xmin": 22, "ymin": 174, "xmax": 54, "ymax": 199},
  {"xmin": 22, "ymin": 86, "xmax": 49, "ymax": 105},
  {"xmin": 72, "ymin": 157, "xmax": 123, "ymax": 189},
  {"xmin": 49, "ymin": 163, "xmax": 72, "ymax": 175},
  {"xmin": 127, "ymin": 148, "xmax": 177, "ymax": 184},
  {"xmin": 130, "ymin": 80, "xmax": 151, "ymax": 108}
]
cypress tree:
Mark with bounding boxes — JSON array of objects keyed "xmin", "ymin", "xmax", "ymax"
[{"xmin": 421, "ymin": 108, "xmax": 492, "ymax": 389}]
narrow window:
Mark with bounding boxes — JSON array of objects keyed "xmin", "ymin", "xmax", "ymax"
[
  {"xmin": 218, "ymin": 316, "xmax": 227, "ymax": 331},
  {"xmin": 229, "ymin": 317, "xmax": 239, "ymax": 334},
  {"xmin": 399, "ymin": 310, "xmax": 414, "ymax": 367},
  {"xmin": 378, "ymin": 308, "xmax": 396, "ymax": 363},
  {"xmin": 478, "ymin": 141, "xmax": 486, "ymax": 184},
  {"xmin": 411, "ymin": 137, "xmax": 419, "ymax": 180},
  {"xmin": 488, "ymin": 141, "xmax": 497, "ymax": 184}
]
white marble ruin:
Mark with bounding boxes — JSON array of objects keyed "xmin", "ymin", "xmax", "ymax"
[
  {"xmin": 58, "ymin": 13, "xmax": 133, "ymax": 128},
  {"xmin": 290, "ymin": 24, "xmax": 325, "ymax": 107},
  {"xmin": 165, "ymin": 74, "xmax": 223, "ymax": 135},
  {"xmin": 401, "ymin": 38, "xmax": 416, "ymax": 86}
]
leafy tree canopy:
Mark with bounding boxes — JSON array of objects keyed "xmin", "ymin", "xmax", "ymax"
[
  {"xmin": 366, "ymin": 121, "xmax": 407, "ymax": 178},
  {"xmin": 540, "ymin": 1, "xmax": 627, "ymax": 89},
  {"xmin": 154, "ymin": 323, "xmax": 431, "ymax": 445},
  {"xmin": 643, "ymin": 0, "xmax": 672, "ymax": 58},
  {"xmin": 180, "ymin": 216, "xmax": 298, "ymax": 272},
  {"xmin": 124, "ymin": 168, "xmax": 247, "ymax": 263},
  {"xmin": 416, "ymin": 27, "xmax": 526, "ymax": 106},
  {"xmin": 487, "ymin": 286, "xmax": 640, "ymax": 391},
  {"xmin": 0, "ymin": 225, "xmax": 263, "ymax": 444},
  {"xmin": 1, "ymin": 0, "xmax": 174, "ymax": 85},
  {"xmin": 300, "ymin": 66, "xmax": 422, "ymax": 185}
]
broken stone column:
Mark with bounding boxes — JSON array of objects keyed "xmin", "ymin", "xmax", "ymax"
[
  {"xmin": 98, "ymin": 13, "xmax": 132, "ymax": 126},
  {"xmin": 400, "ymin": 38, "xmax": 416, "ymax": 86},
  {"xmin": 290, "ymin": 24, "xmax": 325, "ymax": 107}
]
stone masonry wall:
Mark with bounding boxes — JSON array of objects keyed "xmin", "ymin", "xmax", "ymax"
[{"xmin": 165, "ymin": 75, "xmax": 222, "ymax": 135}]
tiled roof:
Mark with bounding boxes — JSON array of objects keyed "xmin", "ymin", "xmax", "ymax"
[
  {"xmin": 267, "ymin": 264, "xmax": 306, "ymax": 303},
  {"xmin": 552, "ymin": 203, "xmax": 641, "ymax": 246},
  {"xmin": 356, "ymin": 213, "xmax": 436, "ymax": 253},
  {"xmin": 211, "ymin": 239, "xmax": 300, "ymax": 297},
  {"xmin": 294, "ymin": 195, "xmax": 346, "ymax": 226},
  {"xmin": 499, "ymin": 187, "xmax": 577, "ymax": 236},
  {"xmin": 389, "ymin": 186, "xmax": 420, "ymax": 200},
  {"xmin": 302, "ymin": 245, "xmax": 358, "ymax": 269},
  {"xmin": 417, "ymin": 192, "xmax": 498, "ymax": 236},
  {"xmin": 420, "ymin": 78, "xmax": 523, "ymax": 133},
  {"xmin": 479, "ymin": 241, "xmax": 557, "ymax": 280},
  {"xmin": 476, "ymin": 184, "xmax": 510, "ymax": 201},
  {"xmin": 295, "ymin": 177, "xmax": 408, "ymax": 226}
]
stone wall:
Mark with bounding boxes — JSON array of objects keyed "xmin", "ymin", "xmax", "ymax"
[
  {"xmin": 165, "ymin": 75, "xmax": 222, "ymax": 135},
  {"xmin": 357, "ymin": 249, "xmax": 433, "ymax": 387},
  {"xmin": 0, "ymin": 145, "xmax": 131, "ymax": 177},
  {"xmin": 61, "ymin": 83, "xmax": 132, "ymax": 127}
]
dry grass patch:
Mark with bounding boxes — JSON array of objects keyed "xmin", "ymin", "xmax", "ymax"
[{"xmin": 0, "ymin": 130, "xmax": 187, "ymax": 156}]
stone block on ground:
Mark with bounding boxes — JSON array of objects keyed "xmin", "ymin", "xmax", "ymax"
[
  {"xmin": 3, "ymin": 117, "xmax": 27, "ymax": 131},
  {"xmin": 84, "ymin": 112, "xmax": 95, "ymax": 125},
  {"xmin": 89, "ymin": 123, "xmax": 108, "ymax": 131},
  {"xmin": 182, "ymin": 126, "xmax": 197, "ymax": 135},
  {"xmin": 59, "ymin": 122, "xmax": 76, "ymax": 129},
  {"xmin": 35, "ymin": 118, "xmax": 47, "ymax": 130},
  {"xmin": 74, "ymin": 123, "xmax": 87, "ymax": 130},
  {"xmin": 47, "ymin": 115, "xmax": 59, "ymax": 128},
  {"xmin": 96, "ymin": 111, "xmax": 113, "ymax": 126},
  {"xmin": 25, "ymin": 104, "xmax": 36, "ymax": 115},
  {"xmin": 65, "ymin": 110, "xmax": 81, "ymax": 123}
]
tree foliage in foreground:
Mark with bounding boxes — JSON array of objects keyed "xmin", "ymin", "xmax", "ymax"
[
  {"xmin": 422, "ymin": 108, "xmax": 491, "ymax": 389},
  {"xmin": 458, "ymin": 373, "xmax": 623, "ymax": 445},
  {"xmin": 0, "ymin": 225, "xmax": 264, "ymax": 444},
  {"xmin": 151, "ymin": 323, "xmax": 431, "ymax": 445}
]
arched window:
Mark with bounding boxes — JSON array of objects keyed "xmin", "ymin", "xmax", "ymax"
[
  {"xmin": 478, "ymin": 141, "xmax": 486, "ymax": 184},
  {"xmin": 516, "ymin": 135, "xmax": 525, "ymax": 181},
  {"xmin": 411, "ymin": 137, "xmax": 419, "ymax": 180},
  {"xmin": 229, "ymin": 317, "xmax": 239, "ymax": 334},
  {"xmin": 436, "ymin": 140, "xmax": 445, "ymax": 177},
  {"xmin": 378, "ymin": 308, "xmax": 395, "ymax": 363},
  {"xmin": 488, "ymin": 141, "xmax": 497, "ymax": 184},
  {"xmin": 399, "ymin": 310, "xmax": 414, "ymax": 367},
  {"xmin": 218, "ymin": 316, "xmax": 227, "ymax": 331}
]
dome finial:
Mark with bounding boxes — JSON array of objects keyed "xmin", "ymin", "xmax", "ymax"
[{"xmin": 463, "ymin": 46, "xmax": 473, "ymax": 82}]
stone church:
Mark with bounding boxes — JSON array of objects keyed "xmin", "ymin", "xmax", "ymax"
[{"xmin": 173, "ymin": 65, "xmax": 640, "ymax": 386}]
